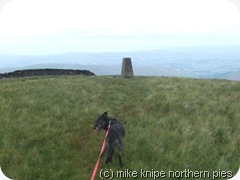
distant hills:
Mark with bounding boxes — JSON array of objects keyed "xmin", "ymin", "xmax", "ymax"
[
  {"xmin": 0, "ymin": 45, "xmax": 240, "ymax": 81},
  {"xmin": 0, "ymin": 63, "xmax": 188, "ymax": 78},
  {"xmin": 223, "ymin": 70, "xmax": 240, "ymax": 81}
]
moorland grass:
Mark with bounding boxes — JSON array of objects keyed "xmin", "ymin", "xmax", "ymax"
[{"xmin": 0, "ymin": 75, "xmax": 239, "ymax": 179}]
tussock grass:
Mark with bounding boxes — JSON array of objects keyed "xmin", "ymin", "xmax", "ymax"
[{"xmin": 0, "ymin": 76, "xmax": 239, "ymax": 179}]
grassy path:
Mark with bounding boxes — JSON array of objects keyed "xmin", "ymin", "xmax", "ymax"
[{"xmin": 0, "ymin": 76, "xmax": 239, "ymax": 179}]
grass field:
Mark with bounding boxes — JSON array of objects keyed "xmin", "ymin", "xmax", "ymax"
[{"xmin": 0, "ymin": 75, "xmax": 239, "ymax": 179}]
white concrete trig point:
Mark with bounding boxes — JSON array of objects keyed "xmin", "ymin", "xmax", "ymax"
[{"xmin": 121, "ymin": 58, "xmax": 134, "ymax": 78}]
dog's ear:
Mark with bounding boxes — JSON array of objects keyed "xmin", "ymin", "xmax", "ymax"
[{"xmin": 102, "ymin": 111, "xmax": 108, "ymax": 117}]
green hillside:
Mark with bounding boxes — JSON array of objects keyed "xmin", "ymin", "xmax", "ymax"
[{"xmin": 0, "ymin": 76, "xmax": 239, "ymax": 179}]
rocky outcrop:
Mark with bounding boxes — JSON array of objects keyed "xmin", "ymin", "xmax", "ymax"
[{"xmin": 0, "ymin": 69, "xmax": 95, "ymax": 79}]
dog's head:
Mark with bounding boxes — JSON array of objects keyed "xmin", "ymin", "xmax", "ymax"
[{"xmin": 93, "ymin": 111, "xmax": 108, "ymax": 133}]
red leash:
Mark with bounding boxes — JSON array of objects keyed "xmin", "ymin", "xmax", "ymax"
[{"xmin": 91, "ymin": 122, "xmax": 111, "ymax": 180}]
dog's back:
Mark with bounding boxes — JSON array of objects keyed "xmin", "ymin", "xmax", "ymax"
[
  {"xmin": 105, "ymin": 118, "xmax": 125, "ymax": 166},
  {"xmin": 107, "ymin": 119, "xmax": 125, "ymax": 149}
]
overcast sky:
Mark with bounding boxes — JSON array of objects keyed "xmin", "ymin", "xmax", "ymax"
[{"xmin": 0, "ymin": 0, "xmax": 240, "ymax": 55}]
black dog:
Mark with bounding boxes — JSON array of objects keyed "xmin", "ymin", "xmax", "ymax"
[{"xmin": 93, "ymin": 112, "xmax": 125, "ymax": 167}]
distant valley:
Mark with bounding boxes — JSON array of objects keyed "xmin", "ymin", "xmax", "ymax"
[{"xmin": 0, "ymin": 45, "xmax": 240, "ymax": 81}]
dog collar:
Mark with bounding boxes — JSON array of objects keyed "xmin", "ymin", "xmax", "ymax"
[{"xmin": 108, "ymin": 120, "xmax": 112, "ymax": 128}]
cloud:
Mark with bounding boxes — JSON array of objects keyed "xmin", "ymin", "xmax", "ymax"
[
  {"xmin": 0, "ymin": 0, "xmax": 240, "ymax": 55},
  {"xmin": 1, "ymin": 0, "xmax": 240, "ymax": 38},
  {"xmin": 0, "ymin": 0, "xmax": 12, "ymax": 12},
  {"xmin": 229, "ymin": 0, "xmax": 240, "ymax": 10}
]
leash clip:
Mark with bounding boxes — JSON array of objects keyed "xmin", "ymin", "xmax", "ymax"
[{"xmin": 108, "ymin": 120, "xmax": 112, "ymax": 129}]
